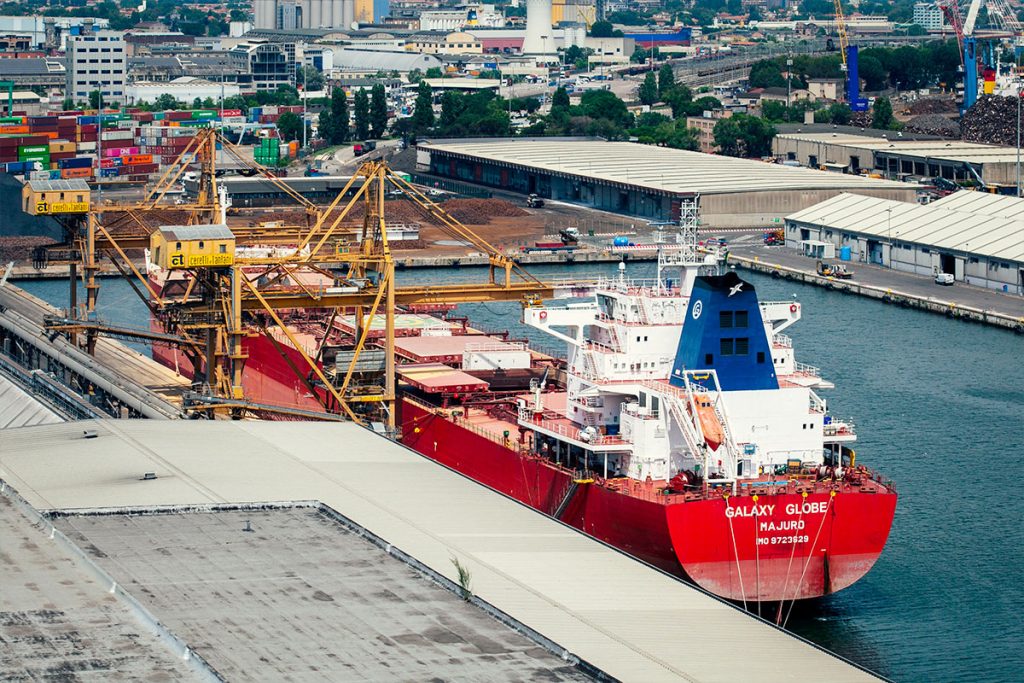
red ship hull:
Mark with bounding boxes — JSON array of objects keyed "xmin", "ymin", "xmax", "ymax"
[{"xmin": 400, "ymin": 400, "xmax": 897, "ymax": 602}]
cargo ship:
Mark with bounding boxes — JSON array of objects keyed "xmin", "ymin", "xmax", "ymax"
[{"xmin": 147, "ymin": 239, "xmax": 897, "ymax": 604}]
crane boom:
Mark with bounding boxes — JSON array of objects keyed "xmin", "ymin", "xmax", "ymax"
[
  {"xmin": 832, "ymin": 0, "xmax": 849, "ymax": 66},
  {"xmin": 964, "ymin": 0, "xmax": 983, "ymax": 36}
]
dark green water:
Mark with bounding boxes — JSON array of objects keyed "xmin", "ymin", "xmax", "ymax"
[{"xmin": 20, "ymin": 262, "xmax": 1023, "ymax": 682}]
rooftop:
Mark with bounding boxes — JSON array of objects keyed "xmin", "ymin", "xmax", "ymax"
[
  {"xmin": 421, "ymin": 138, "xmax": 908, "ymax": 196},
  {"xmin": 775, "ymin": 131, "xmax": 1021, "ymax": 164},
  {"xmin": 54, "ymin": 506, "xmax": 589, "ymax": 681},
  {"xmin": 786, "ymin": 191, "xmax": 1024, "ymax": 263},
  {"xmin": 27, "ymin": 179, "xmax": 90, "ymax": 192},
  {"xmin": 0, "ymin": 493, "xmax": 194, "ymax": 680},
  {"xmin": 0, "ymin": 373, "xmax": 61, "ymax": 429},
  {"xmin": 0, "ymin": 420, "xmax": 881, "ymax": 682}
]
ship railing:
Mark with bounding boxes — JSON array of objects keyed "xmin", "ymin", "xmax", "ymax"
[
  {"xmin": 794, "ymin": 361, "xmax": 821, "ymax": 377},
  {"xmin": 808, "ymin": 389, "xmax": 826, "ymax": 413},
  {"xmin": 465, "ymin": 341, "xmax": 528, "ymax": 353},
  {"xmin": 773, "ymin": 333, "xmax": 793, "ymax": 348},
  {"xmin": 823, "ymin": 419, "xmax": 856, "ymax": 437},
  {"xmin": 517, "ymin": 407, "xmax": 626, "ymax": 446}
]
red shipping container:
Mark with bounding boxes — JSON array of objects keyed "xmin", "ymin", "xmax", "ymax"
[{"xmin": 220, "ymin": 108, "xmax": 243, "ymax": 117}]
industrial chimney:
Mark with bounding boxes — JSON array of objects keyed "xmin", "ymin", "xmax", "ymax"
[{"xmin": 521, "ymin": 0, "xmax": 556, "ymax": 57}]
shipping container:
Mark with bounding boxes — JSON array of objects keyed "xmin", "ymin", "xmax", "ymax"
[
  {"xmin": 58, "ymin": 156, "xmax": 93, "ymax": 170},
  {"xmin": 122, "ymin": 153, "xmax": 153, "ymax": 165},
  {"xmin": 191, "ymin": 110, "xmax": 217, "ymax": 119},
  {"xmin": 60, "ymin": 166, "xmax": 93, "ymax": 179},
  {"xmin": 49, "ymin": 140, "xmax": 76, "ymax": 153},
  {"xmin": 220, "ymin": 108, "xmax": 243, "ymax": 117}
]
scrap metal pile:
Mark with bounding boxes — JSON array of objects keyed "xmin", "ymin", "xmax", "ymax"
[{"xmin": 961, "ymin": 95, "xmax": 1023, "ymax": 145}]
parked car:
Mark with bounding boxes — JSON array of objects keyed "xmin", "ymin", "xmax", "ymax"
[{"xmin": 935, "ymin": 272, "xmax": 955, "ymax": 286}]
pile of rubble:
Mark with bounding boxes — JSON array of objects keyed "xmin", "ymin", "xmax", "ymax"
[
  {"xmin": 904, "ymin": 114, "xmax": 961, "ymax": 138},
  {"xmin": 961, "ymin": 95, "xmax": 1023, "ymax": 145}
]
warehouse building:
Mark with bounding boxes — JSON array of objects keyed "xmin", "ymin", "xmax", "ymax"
[
  {"xmin": 417, "ymin": 138, "xmax": 917, "ymax": 227},
  {"xmin": 773, "ymin": 130, "xmax": 1020, "ymax": 187},
  {"xmin": 784, "ymin": 191, "xmax": 1024, "ymax": 293}
]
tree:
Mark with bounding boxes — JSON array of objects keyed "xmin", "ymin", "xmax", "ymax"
[
  {"xmin": 88, "ymin": 90, "xmax": 102, "ymax": 109},
  {"xmin": 277, "ymin": 111, "xmax": 303, "ymax": 143},
  {"xmin": 859, "ymin": 54, "xmax": 887, "ymax": 91},
  {"xmin": 412, "ymin": 81, "xmax": 435, "ymax": 133},
  {"xmin": 299, "ymin": 66, "xmax": 324, "ymax": 92},
  {"xmin": 551, "ymin": 86, "xmax": 570, "ymax": 110},
  {"xmin": 318, "ymin": 109, "xmax": 335, "ymax": 143},
  {"xmin": 153, "ymin": 93, "xmax": 182, "ymax": 110},
  {"xmin": 62, "ymin": 98, "xmax": 75, "ymax": 110},
  {"xmin": 748, "ymin": 60, "xmax": 786, "ymax": 88},
  {"xmin": 761, "ymin": 100, "xmax": 789, "ymax": 122},
  {"xmin": 713, "ymin": 114, "xmax": 776, "ymax": 158},
  {"xmin": 871, "ymin": 96, "xmax": 895, "ymax": 129},
  {"xmin": 638, "ymin": 72, "xmax": 659, "ymax": 106},
  {"xmin": 658, "ymin": 63, "xmax": 676, "ymax": 98},
  {"xmin": 907, "ymin": 23, "xmax": 927, "ymax": 37},
  {"xmin": 329, "ymin": 86, "xmax": 349, "ymax": 143},
  {"xmin": 425, "ymin": 67, "xmax": 444, "ymax": 79},
  {"xmin": 370, "ymin": 83, "xmax": 388, "ymax": 138},
  {"xmin": 589, "ymin": 20, "xmax": 616, "ymax": 37},
  {"xmin": 354, "ymin": 88, "xmax": 370, "ymax": 140},
  {"xmin": 579, "ymin": 90, "xmax": 633, "ymax": 128}
]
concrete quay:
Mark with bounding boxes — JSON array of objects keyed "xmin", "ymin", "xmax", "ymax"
[{"xmin": 730, "ymin": 245, "xmax": 1024, "ymax": 333}]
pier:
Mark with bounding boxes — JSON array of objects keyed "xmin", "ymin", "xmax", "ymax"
[{"xmin": 730, "ymin": 246, "xmax": 1024, "ymax": 333}]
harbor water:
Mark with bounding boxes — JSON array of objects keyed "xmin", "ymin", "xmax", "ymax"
[{"xmin": 19, "ymin": 262, "xmax": 1023, "ymax": 682}]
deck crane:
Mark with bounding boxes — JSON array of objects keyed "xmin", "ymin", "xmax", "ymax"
[
  {"xmin": 832, "ymin": 0, "xmax": 869, "ymax": 111},
  {"xmin": 940, "ymin": 0, "xmax": 987, "ymax": 113}
]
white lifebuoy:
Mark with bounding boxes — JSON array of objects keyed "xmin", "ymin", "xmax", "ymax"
[
  {"xmin": 790, "ymin": 303, "xmax": 798, "ymax": 313},
  {"xmin": 539, "ymin": 310, "xmax": 548, "ymax": 321}
]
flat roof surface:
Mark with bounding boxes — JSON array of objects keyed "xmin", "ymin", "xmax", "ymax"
[
  {"xmin": 398, "ymin": 362, "xmax": 491, "ymax": 393},
  {"xmin": 0, "ymin": 420, "xmax": 880, "ymax": 683},
  {"xmin": 0, "ymin": 494, "xmax": 194, "ymax": 681},
  {"xmin": 55, "ymin": 507, "xmax": 588, "ymax": 682},
  {"xmin": 0, "ymin": 373, "xmax": 62, "ymax": 429},
  {"xmin": 787, "ymin": 192, "xmax": 1024, "ymax": 263},
  {"xmin": 775, "ymin": 132, "xmax": 1021, "ymax": 164},
  {"xmin": 422, "ymin": 139, "xmax": 907, "ymax": 195},
  {"xmin": 394, "ymin": 333, "xmax": 517, "ymax": 360}
]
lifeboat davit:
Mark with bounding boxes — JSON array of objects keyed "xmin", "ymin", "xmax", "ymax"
[{"xmin": 691, "ymin": 396, "xmax": 724, "ymax": 451}]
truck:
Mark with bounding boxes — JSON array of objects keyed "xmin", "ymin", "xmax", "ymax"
[
  {"xmin": 526, "ymin": 193, "xmax": 544, "ymax": 208},
  {"xmin": 816, "ymin": 260, "xmax": 853, "ymax": 279},
  {"xmin": 353, "ymin": 140, "xmax": 377, "ymax": 157},
  {"xmin": 559, "ymin": 227, "xmax": 580, "ymax": 245}
]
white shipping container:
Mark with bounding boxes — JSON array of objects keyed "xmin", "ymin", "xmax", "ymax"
[
  {"xmin": 101, "ymin": 130, "xmax": 133, "ymax": 141},
  {"xmin": 77, "ymin": 141, "xmax": 97, "ymax": 151}
]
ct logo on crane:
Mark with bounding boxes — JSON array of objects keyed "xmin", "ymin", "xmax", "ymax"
[{"xmin": 691, "ymin": 300, "xmax": 703, "ymax": 320}]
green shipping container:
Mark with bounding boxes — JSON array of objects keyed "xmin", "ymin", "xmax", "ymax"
[
  {"xmin": 192, "ymin": 110, "xmax": 217, "ymax": 120},
  {"xmin": 18, "ymin": 145, "xmax": 49, "ymax": 155}
]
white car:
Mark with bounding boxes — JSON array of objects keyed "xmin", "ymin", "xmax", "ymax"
[{"xmin": 935, "ymin": 272, "xmax": 955, "ymax": 286}]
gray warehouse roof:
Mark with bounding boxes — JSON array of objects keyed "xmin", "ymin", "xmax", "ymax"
[
  {"xmin": 0, "ymin": 420, "xmax": 881, "ymax": 683},
  {"xmin": 0, "ymin": 374, "xmax": 61, "ymax": 429},
  {"xmin": 333, "ymin": 48, "xmax": 443, "ymax": 72},
  {"xmin": 422, "ymin": 139, "xmax": 908, "ymax": 196},
  {"xmin": 775, "ymin": 132, "xmax": 1022, "ymax": 164},
  {"xmin": 787, "ymin": 192, "xmax": 1024, "ymax": 263}
]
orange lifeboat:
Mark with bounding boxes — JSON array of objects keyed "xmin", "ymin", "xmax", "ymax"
[{"xmin": 690, "ymin": 396, "xmax": 725, "ymax": 451}]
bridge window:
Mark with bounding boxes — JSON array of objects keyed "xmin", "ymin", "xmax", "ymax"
[
  {"xmin": 735, "ymin": 310, "xmax": 748, "ymax": 328},
  {"xmin": 757, "ymin": 351, "xmax": 765, "ymax": 364},
  {"xmin": 720, "ymin": 311, "xmax": 733, "ymax": 328},
  {"xmin": 720, "ymin": 338, "xmax": 734, "ymax": 356},
  {"xmin": 705, "ymin": 353, "xmax": 713, "ymax": 365},
  {"xmin": 735, "ymin": 338, "xmax": 749, "ymax": 355}
]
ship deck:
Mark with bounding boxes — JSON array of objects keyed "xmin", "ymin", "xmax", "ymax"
[{"xmin": 453, "ymin": 391, "xmax": 894, "ymax": 504}]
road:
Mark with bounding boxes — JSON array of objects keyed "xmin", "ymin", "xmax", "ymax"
[
  {"xmin": 313, "ymin": 139, "xmax": 404, "ymax": 175},
  {"xmin": 730, "ymin": 239, "xmax": 1024, "ymax": 319}
]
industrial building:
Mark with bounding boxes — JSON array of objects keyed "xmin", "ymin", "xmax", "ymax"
[
  {"xmin": 64, "ymin": 29, "xmax": 127, "ymax": 104},
  {"xmin": 418, "ymin": 138, "xmax": 917, "ymax": 227},
  {"xmin": 252, "ymin": 0, "xmax": 373, "ymax": 30},
  {"xmin": 773, "ymin": 130, "xmax": 1021, "ymax": 187},
  {"xmin": 0, "ymin": 418, "xmax": 881, "ymax": 682},
  {"xmin": 784, "ymin": 191, "xmax": 1024, "ymax": 293}
]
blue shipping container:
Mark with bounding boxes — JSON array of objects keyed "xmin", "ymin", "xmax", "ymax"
[
  {"xmin": 78, "ymin": 116, "xmax": 98, "ymax": 125},
  {"xmin": 48, "ymin": 170, "xmax": 61, "ymax": 179},
  {"xmin": 100, "ymin": 167, "xmax": 119, "ymax": 177},
  {"xmin": 4, "ymin": 161, "xmax": 28, "ymax": 173},
  {"xmin": 59, "ymin": 156, "xmax": 93, "ymax": 170}
]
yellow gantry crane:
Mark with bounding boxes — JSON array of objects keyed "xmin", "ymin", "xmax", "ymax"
[{"xmin": 42, "ymin": 129, "xmax": 553, "ymax": 426}]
